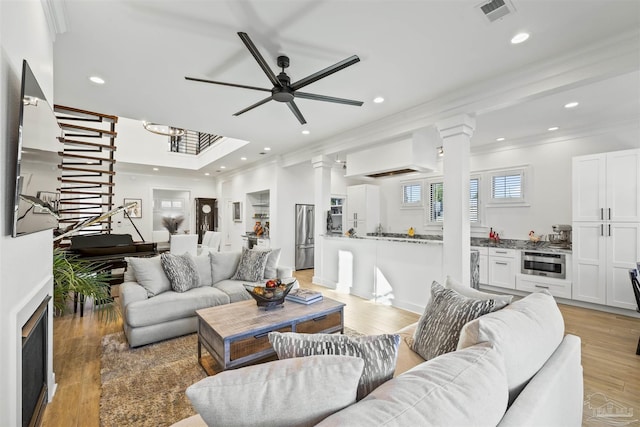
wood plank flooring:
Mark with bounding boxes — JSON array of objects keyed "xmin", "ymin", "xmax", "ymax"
[{"xmin": 41, "ymin": 269, "xmax": 640, "ymax": 427}]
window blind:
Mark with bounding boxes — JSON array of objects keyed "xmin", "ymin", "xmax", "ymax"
[{"xmin": 492, "ymin": 174, "xmax": 521, "ymax": 199}]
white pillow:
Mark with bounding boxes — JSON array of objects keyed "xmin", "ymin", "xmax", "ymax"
[
  {"xmin": 457, "ymin": 290, "xmax": 564, "ymax": 404},
  {"xmin": 316, "ymin": 342, "xmax": 508, "ymax": 427},
  {"xmin": 186, "ymin": 355, "xmax": 364, "ymax": 427},
  {"xmin": 445, "ymin": 275, "xmax": 513, "ymax": 308},
  {"xmin": 192, "ymin": 253, "xmax": 213, "ymax": 286},
  {"xmin": 126, "ymin": 256, "xmax": 171, "ymax": 297}
]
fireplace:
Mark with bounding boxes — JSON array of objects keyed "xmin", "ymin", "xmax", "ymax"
[{"xmin": 22, "ymin": 296, "xmax": 50, "ymax": 427}]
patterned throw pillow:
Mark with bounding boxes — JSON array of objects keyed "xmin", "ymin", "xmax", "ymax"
[
  {"xmin": 231, "ymin": 247, "xmax": 270, "ymax": 282},
  {"xmin": 269, "ymin": 332, "xmax": 400, "ymax": 400},
  {"xmin": 160, "ymin": 252, "xmax": 199, "ymax": 293},
  {"xmin": 410, "ymin": 281, "xmax": 499, "ymax": 361}
]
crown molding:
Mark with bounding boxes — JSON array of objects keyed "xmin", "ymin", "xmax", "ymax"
[{"xmin": 40, "ymin": 0, "xmax": 68, "ymax": 41}]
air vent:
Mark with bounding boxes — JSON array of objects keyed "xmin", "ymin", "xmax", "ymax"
[
  {"xmin": 366, "ymin": 168, "xmax": 418, "ymax": 179},
  {"xmin": 477, "ymin": 0, "xmax": 516, "ymax": 22}
]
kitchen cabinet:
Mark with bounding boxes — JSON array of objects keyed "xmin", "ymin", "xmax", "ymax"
[
  {"xmin": 516, "ymin": 254, "xmax": 572, "ymax": 299},
  {"xmin": 471, "ymin": 246, "xmax": 488, "ymax": 285},
  {"xmin": 488, "ymin": 248, "xmax": 518, "ymax": 289},
  {"xmin": 572, "ymin": 149, "xmax": 640, "ymax": 310},
  {"xmin": 346, "ymin": 184, "xmax": 380, "ymax": 234},
  {"xmin": 329, "ymin": 196, "xmax": 346, "ymax": 233}
]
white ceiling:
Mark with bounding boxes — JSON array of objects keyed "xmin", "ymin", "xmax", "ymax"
[{"xmin": 52, "ymin": 0, "xmax": 640, "ymax": 175}]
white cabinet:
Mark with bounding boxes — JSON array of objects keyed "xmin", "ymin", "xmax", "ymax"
[
  {"xmin": 346, "ymin": 184, "xmax": 380, "ymax": 234},
  {"xmin": 572, "ymin": 149, "xmax": 640, "ymax": 310},
  {"xmin": 471, "ymin": 246, "xmax": 488, "ymax": 285},
  {"xmin": 256, "ymin": 238, "xmax": 270, "ymax": 249},
  {"xmin": 488, "ymin": 248, "xmax": 518, "ymax": 289}
]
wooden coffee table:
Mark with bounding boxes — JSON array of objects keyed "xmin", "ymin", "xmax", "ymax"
[{"xmin": 196, "ymin": 297, "xmax": 345, "ymax": 373}]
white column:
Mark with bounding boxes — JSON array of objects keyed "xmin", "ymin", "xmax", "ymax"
[
  {"xmin": 312, "ymin": 155, "xmax": 332, "ymax": 284},
  {"xmin": 436, "ymin": 114, "xmax": 476, "ymax": 286}
]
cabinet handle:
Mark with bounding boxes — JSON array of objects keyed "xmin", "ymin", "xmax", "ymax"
[
  {"xmin": 608, "ymin": 208, "xmax": 611, "ymax": 220},
  {"xmin": 600, "ymin": 208, "xmax": 604, "ymax": 220},
  {"xmin": 534, "ymin": 285, "xmax": 550, "ymax": 289},
  {"xmin": 608, "ymin": 224, "xmax": 611, "ymax": 237},
  {"xmin": 254, "ymin": 331, "xmax": 270, "ymax": 339},
  {"xmin": 312, "ymin": 315, "xmax": 327, "ymax": 322},
  {"xmin": 601, "ymin": 224, "xmax": 604, "ymax": 236},
  {"xmin": 495, "ymin": 261, "xmax": 508, "ymax": 265},
  {"xmin": 495, "ymin": 250, "xmax": 507, "ymax": 254}
]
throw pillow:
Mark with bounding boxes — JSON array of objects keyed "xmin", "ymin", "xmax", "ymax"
[
  {"xmin": 410, "ymin": 281, "xmax": 499, "ymax": 361},
  {"xmin": 192, "ymin": 253, "xmax": 213, "ymax": 287},
  {"xmin": 186, "ymin": 355, "xmax": 364, "ymax": 427},
  {"xmin": 445, "ymin": 275, "xmax": 513, "ymax": 308},
  {"xmin": 231, "ymin": 247, "xmax": 270, "ymax": 282},
  {"xmin": 457, "ymin": 290, "xmax": 564, "ymax": 404},
  {"xmin": 126, "ymin": 256, "xmax": 171, "ymax": 297},
  {"xmin": 256, "ymin": 248, "xmax": 281, "ymax": 279},
  {"xmin": 316, "ymin": 342, "xmax": 508, "ymax": 427},
  {"xmin": 269, "ymin": 332, "xmax": 400, "ymax": 401},
  {"xmin": 160, "ymin": 252, "xmax": 199, "ymax": 293},
  {"xmin": 209, "ymin": 251, "xmax": 242, "ymax": 284}
]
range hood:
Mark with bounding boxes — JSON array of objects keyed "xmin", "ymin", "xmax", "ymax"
[{"xmin": 345, "ymin": 128, "xmax": 440, "ymax": 178}]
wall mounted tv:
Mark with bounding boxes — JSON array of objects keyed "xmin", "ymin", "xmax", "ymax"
[{"xmin": 12, "ymin": 60, "xmax": 61, "ymax": 237}]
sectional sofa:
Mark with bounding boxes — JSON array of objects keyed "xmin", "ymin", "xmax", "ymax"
[
  {"xmin": 119, "ymin": 249, "xmax": 293, "ymax": 347},
  {"xmin": 173, "ymin": 287, "xmax": 583, "ymax": 426}
]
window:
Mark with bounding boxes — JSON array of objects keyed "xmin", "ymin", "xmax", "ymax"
[
  {"xmin": 428, "ymin": 178, "xmax": 480, "ymax": 224},
  {"xmin": 489, "ymin": 168, "xmax": 527, "ymax": 206},
  {"xmin": 401, "ymin": 181, "xmax": 423, "ymax": 208}
]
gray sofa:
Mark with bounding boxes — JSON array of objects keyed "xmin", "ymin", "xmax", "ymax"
[
  {"xmin": 173, "ymin": 289, "xmax": 583, "ymax": 426},
  {"xmin": 120, "ymin": 250, "xmax": 293, "ymax": 347}
]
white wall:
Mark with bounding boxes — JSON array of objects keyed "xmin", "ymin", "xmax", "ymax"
[
  {"xmin": 0, "ymin": 1, "xmax": 56, "ymax": 425},
  {"xmin": 378, "ymin": 130, "xmax": 640, "ymax": 240},
  {"xmin": 113, "ymin": 172, "xmax": 216, "ymax": 241}
]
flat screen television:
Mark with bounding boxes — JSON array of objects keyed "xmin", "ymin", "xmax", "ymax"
[{"xmin": 12, "ymin": 60, "xmax": 61, "ymax": 237}]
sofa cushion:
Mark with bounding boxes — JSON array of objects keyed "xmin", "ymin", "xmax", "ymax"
[
  {"xmin": 232, "ymin": 247, "xmax": 270, "ymax": 282},
  {"xmin": 269, "ymin": 332, "xmax": 400, "ymax": 401},
  {"xmin": 445, "ymin": 275, "xmax": 513, "ymax": 308},
  {"xmin": 213, "ymin": 279, "xmax": 254, "ymax": 303},
  {"xmin": 125, "ymin": 256, "xmax": 171, "ymax": 297},
  {"xmin": 316, "ymin": 342, "xmax": 508, "ymax": 427},
  {"xmin": 186, "ymin": 355, "xmax": 364, "ymax": 427},
  {"xmin": 410, "ymin": 281, "xmax": 499, "ymax": 361},
  {"xmin": 457, "ymin": 290, "xmax": 564, "ymax": 405},
  {"xmin": 161, "ymin": 252, "xmax": 199, "ymax": 293},
  {"xmin": 209, "ymin": 251, "xmax": 241, "ymax": 284},
  {"xmin": 126, "ymin": 287, "xmax": 230, "ymax": 327},
  {"xmin": 192, "ymin": 253, "xmax": 213, "ymax": 287}
]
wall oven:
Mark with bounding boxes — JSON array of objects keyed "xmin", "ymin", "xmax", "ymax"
[{"xmin": 521, "ymin": 251, "xmax": 566, "ymax": 279}]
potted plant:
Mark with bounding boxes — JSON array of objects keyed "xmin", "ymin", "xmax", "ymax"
[{"xmin": 52, "ymin": 248, "xmax": 119, "ymax": 321}]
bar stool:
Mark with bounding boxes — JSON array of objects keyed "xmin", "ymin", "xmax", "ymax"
[{"xmin": 628, "ymin": 269, "xmax": 640, "ymax": 355}]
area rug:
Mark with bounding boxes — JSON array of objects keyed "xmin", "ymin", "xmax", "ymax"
[
  {"xmin": 100, "ymin": 332, "xmax": 205, "ymax": 427},
  {"xmin": 100, "ymin": 327, "xmax": 363, "ymax": 426}
]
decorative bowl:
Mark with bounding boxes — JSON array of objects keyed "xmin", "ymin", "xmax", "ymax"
[{"xmin": 244, "ymin": 279, "xmax": 296, "ymax": 309}]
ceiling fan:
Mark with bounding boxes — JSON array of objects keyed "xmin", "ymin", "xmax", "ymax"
[{"xmin": 185, "ymin": 32, "xmax": 363, "ymax": 125}]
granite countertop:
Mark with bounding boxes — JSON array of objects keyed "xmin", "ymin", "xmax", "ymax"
[{"xmin": 323, "ymin": 233, "xmax": 572, "ymax": 253}]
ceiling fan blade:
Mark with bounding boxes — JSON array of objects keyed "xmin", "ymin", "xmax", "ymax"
[
  {"xmin": 291, "ymin": 55, "xmax": 360, "ymax": 91},
  {"xmin": 185, "ymin": 76, "xmax": 271, "ymax": 92},
  {"xmin": 237, "ymin": 32, "xmax": 282, "ymax": 88},
  {"xmin": 286, "ymin": 100, "xmax": 307, "ymax": 125},
  {"xmin": 295, "ymin": 91, "xmax": 363, "ymax": 106},
  {"xmin": 233, "ymin": 96, "xmax": 274, "ymax": 116}
]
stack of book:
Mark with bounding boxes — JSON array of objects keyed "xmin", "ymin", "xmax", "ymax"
[{"xmin": 286, "ymin": 288, "xmax": 323, "ymax": 305}]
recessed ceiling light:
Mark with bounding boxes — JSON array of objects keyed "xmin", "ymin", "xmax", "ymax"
[
  {"xmin": 564, "ymin": 102, "xmax": 579, "ymax": 109},
  {"xmin": 548, "ymin": 126, "xmax": 559, "ymax": 131},
  {"xmin": 220, "ymin": 166, "xmax": 226, "ymax": 169},
  {"xmin": 152, "ymin": 167, "xmax": 159, "ymax": 171},
  {"xmin": 373, "ymin": 96, "xmax": 385, "ymax": 104},
  {"xmin": 264, "ymin": 147, "xmax": 271, "ymax": 151},
  {"xmin": 301, "ymin": 130, "xmax": 310, "ymax": 135},
  {"xmin": 241, "ymin": 157, "xmax": 247, "ymax": 160},
  {"xmin": 496, "ymin": 137, "xmax": 506, "ymax": 142},
  {"xmin": 89, "ymin": 76, "xmax": 105, "ymax": 84},
  {"xmin": 511, "ymin": 32, "xmax": 530, "ymax": 44},
  {"xmin": 204, "ymin": 172, "xmax": 210, "ymax": 176}
]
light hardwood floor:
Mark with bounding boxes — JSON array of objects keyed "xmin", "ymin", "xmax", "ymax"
[{"xmin": 42, "ymin": 269, "xmax": 640, "ymax": 427}]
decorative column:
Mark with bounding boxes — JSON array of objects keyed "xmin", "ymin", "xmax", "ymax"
[
  {"xmin": 312, "ymin": 155, "xmax": 333, "ymax": 284},
  {"xmin": 436, "ymin": 114, "xmax": 476, "ymax": 286}
]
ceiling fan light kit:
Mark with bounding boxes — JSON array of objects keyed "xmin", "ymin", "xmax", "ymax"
[
  {"xmin": 185, "ymin": 32, "xmax": 363, "ymax": 125},
  {"xmin": 142, "ymin": 122, "xmax": 185, "ymax": 137}
]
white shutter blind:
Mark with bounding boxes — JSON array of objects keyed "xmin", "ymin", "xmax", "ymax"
[
  {"xmin": 430, "ymin": 182, "xmax": 444, "ymax": 222},
  {"xmin": 402, "ymin": 183, "xmax": 422, "ymax": 205},
  {"xmin": 492, "ymin": 174, "xmax": 522, "ymax": 199},
  {"xmin": 470, "ymin": 178, "xmax": 479, "ymax": 222}
]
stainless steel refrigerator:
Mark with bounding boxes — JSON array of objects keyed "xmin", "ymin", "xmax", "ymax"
[{"xmin": 295, "ymin": 204, "xmax": 314, "ymax": 270}]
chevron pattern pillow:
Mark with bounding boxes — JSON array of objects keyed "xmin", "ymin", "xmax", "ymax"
[{"xmin": 410, "ymin": 281, "xmax": 499, "ymax": 361}]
